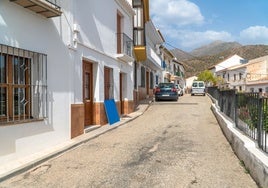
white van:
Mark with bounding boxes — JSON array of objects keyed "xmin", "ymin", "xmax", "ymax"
[{"xmin": 191, "ymin": 81, "xmax": 205, "ymax": 96}]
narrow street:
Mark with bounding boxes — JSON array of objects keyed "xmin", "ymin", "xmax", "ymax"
[{"xmin": 0, "ymin": 95, "xmax": 257, "ymax": 188}]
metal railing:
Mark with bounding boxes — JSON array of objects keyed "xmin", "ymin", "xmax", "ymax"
[
  {"xmin": 41, "ymin": 0, "xmax": 61, "ymax": 10},
  {"xmin": 208, "ymin": 87, "xmax": 268, "ymax": 153},
  {"xmin": 117, "ymin": 33, "xmax": 133, "ymax": 57}
]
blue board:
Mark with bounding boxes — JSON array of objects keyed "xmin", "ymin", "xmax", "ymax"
[{"xmin": 104, "ymin": 99, "xmax": 120, "ymax": 125}]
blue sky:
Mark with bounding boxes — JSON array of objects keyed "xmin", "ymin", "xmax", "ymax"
[{"xmin": 150, "ymin": 0, "xmax": 268, "ymax": 52}]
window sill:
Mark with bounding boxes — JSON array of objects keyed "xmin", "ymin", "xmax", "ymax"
[{"xmin": 0, "ymin": 118, "xmax": 45, "ymax": 126}]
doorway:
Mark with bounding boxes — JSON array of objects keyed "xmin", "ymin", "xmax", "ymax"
[
  {"xmin": 83, "ymin": 60, "xmax": 93, "ymax": 126},
  {"xmin": 146, "ymin": 71, "xmax": 149, "ymax": 96},
  {"xmin": 120, "ymin": 73, "xmax": 124, "ymax": 115}
]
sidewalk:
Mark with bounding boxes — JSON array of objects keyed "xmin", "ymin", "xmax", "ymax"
[{"xmin": 0, "ymin": 98, "xmax": 153, "ymax": 182}]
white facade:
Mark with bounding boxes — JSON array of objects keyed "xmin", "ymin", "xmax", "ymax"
[
  {"xmin": 0, "ymin": 0, "xmax": 135, "ymax": 176},
  {"xmin": 135, "ymin": 20, "xmax": 164, "ymax": 99},
  {"xmin": 185, "ymin": 76, "xmax": 198, "ymax": 91},
  {"xmin": 161, "ymin": 47, "xmax": 173, "ymax": 83},
  {"xmin": 211, "ymin": 54, "xmax": 246, "ymax": 75},
  {"xmin": 215, "ymin": 55, "xmax": 268, "ymax": 94},
  {"xmin": 144, "ymin": 21, "xmax": 163, "ymax": 86},
  {"xmin": 217, "ymin": 64, "xmax": 247, "ymax": 91}
]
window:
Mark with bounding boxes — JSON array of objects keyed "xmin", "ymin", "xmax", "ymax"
[
  {"xmin": 140, "ymin": 66, "xmax": 145, "ymax": 87},
  {"xmin": 239, "ymin": 73, "xmax": 242, "ymax": 80},
  {"xmin": 150, "ymin": 72, "xmax": 153, "ymax": 89},
  {"xmin": 134, "ymin": 61, "xmax": 137, "ymax": 89},
  {"xmin": 155, "ymin": 75, "xmax": 159, "ymax": 85},
  {"xmin": 234, "ymin": 74, "xmax": 236, "ymax": 81},
  {"xmin": 227, "ymin": 73, "xmax": 230, "ymax": 81},
  {"xmin": 133, "ymin": 0, "xmax": 145, "ymax": 46},
  {"xmin": 198, "ymin": 82, "xmax": 204, "ymax": 87},
  {"xmin": 0, "ymin": 44, "xmax": 47, "ymax": 124}
]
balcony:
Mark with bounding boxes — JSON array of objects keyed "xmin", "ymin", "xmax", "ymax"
[
  {"xmin": 134, "ymin": 46, "xmax": 147, "ymax": 62},
  {"xmin": 10, "ymin": 0, "xmax": 62, "ymax": 18},
  {"xmin": 116, "ymin": 33, "xmax": 134, "ymax": 63}
]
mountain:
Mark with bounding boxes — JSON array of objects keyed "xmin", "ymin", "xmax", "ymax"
[
  {"xmin": 171, "ymin": 42, "xmax": 268, "ymax": 78},
  {"xmin": 190, "ymin": 40, "xmax": 242, "ymax": 57},
  {"xmin": 170, "ymin": 48, "xmax": 194, "ymax": 61}
]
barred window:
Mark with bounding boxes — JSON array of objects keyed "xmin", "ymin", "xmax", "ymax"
[{"xmin": 0, "ymin": 44, "xmax": 47, "ymax": 124}]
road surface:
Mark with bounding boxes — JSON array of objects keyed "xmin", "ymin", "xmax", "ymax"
[{"xmin": 0, "ymin": 94, "xmax": 257, "ymax": 188}]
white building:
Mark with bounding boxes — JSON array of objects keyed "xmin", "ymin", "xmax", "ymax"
[
  {"xmin": 0, "ymin": 0, "xmax": 135, "ymax": 176},
  {"xmin": 132, "ymin": 1, "xmax": 164, "ymax": 101},
  {"xmin": 213, "ymin": 55, "xmax": 268, "ymax": 94},
  {"xmin": 209, "ymin": 54, "xmax": 246, "ymax": 76},
  {"xmin": 216, "ymin": 64, "xmax": 247, "ymax": 91}
]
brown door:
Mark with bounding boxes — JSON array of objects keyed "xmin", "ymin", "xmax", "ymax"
[
  {"xmin": 146, "ymin": 71, "xmax": 149, "ymax": 95},
  {"xmin": 117, "ymin": 13, "xmax": 122, "ymax": 54},
  {"xmin": 83, "ymin": 61, "xmax": 93, "ymax": 126},
  {"xmin": 120, "ymin": 73, "xmax": 124, "ymax": 115}
]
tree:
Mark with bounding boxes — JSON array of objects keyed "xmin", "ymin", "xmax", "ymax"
[{"xmin": 197, "ymin": 70, "xmax": 217, "ymax": 86}]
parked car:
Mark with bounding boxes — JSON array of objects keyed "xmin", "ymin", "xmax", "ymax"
[
  {"xmin": 175, "ymin": 84, "xmax": 184, "ymax": 96},
  {"xmin": 154, "ymin": 83, "xmax": 178, "ymax": 101},
  {"xmin": 191, "ymin": 81, "xmax": 205, "ymax": 96}
]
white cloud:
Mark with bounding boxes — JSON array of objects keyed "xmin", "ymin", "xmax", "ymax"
[
  {"xmin": 151, "ymin": 1, "xmax": 268, "ymax": 51},
  {"xmin": 240, "ymin": 26, "xmax": 268, "ymax": 45},
  {"xmin": 151, "ymin": 0, "xmax": 204, "ymax": 27}
]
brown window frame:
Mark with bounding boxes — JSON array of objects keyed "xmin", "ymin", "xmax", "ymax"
[{"xmin": 0, "ymin": 44, "xmax": 47, "ymax": 125}]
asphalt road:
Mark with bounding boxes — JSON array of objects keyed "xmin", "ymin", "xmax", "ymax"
[{"xmin": 0, "ymin": 94, "xmax": 258, "ymax": 188}]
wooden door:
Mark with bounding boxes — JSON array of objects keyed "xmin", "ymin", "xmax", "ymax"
[
  {"xmin": 83, "ymin": 61, "xmax": 93, "ymax": 126},
  {"xmin": 120, "ymin": 73, "xmax": 124, "ymax": 115},
  {"xmin": 117, "ymin": 13, "xmax": 122, "ymax": 53},
  {"xmin": 146, "ymin": 71, "xmax": 149, "ymax": 95}
]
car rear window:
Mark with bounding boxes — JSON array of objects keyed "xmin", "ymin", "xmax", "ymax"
[
  {"xmin": 198, "ymin": 82, "xmax": 204, "ymax": 87},
  {"xmin": 159, "ymin": 83, "xmax": 174, "ymax": 88},
  {"xmin": 192, "ymin": 82, "xmax": 204, "ymax": 87}
]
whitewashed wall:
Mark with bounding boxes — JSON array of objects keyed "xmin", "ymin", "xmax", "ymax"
[
  {"xmin": 73, "ymin": 0, "xmax": 134, "ymax": 103},
  {"xmin": 0, "ymin": 0, "xmax": 134, "ymax": 175},
  {"xmin": 0, "ymin": 0, "xmax": 74, "ymax": 170}
]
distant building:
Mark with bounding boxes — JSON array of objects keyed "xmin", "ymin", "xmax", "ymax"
[
  {"xmin": 209, "ymin": 54, "xmax": 246, "ymax": 76},
  {"xmin": 212, "ymin": 55, "xmax": 268, "ymax": 95},
  {"xmin": 185, "ymin": 76, "xmax": 198, "ymax": 93},
  {"xmin": 245, "ymin": 55, "xmax": 268, "ymax": 95}
]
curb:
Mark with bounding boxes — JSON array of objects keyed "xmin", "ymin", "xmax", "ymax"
[{"xmin": 211, "ymin": 103, "xmax": 268, "ymax": 187}]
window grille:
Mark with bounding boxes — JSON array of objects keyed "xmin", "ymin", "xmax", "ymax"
[{"xmin": 0, "ymin": 44, "xmax": 47, "ymax": 124}]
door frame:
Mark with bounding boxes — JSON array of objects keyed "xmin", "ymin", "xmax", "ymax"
[
  {"xmin": 83, "ymin": 60, "xmax": 93, "ymax": 126},
  {"xmin": 120, "ymin": 72, "xmax": 124, "ymax": 115}
]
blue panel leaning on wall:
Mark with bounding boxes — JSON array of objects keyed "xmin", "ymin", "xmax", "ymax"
[{"xmin": 104, "ymin": 99, "xmax": 120, "ymax": 125}]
